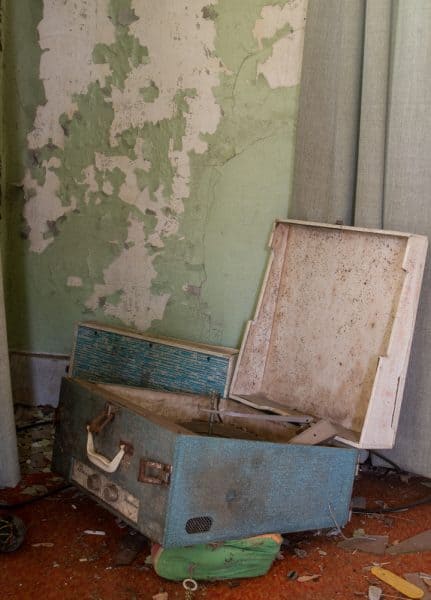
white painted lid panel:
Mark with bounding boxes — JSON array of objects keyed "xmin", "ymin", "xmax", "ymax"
[{"xmin": 230, "ymin": 220, "xmax": 428, "ymax": 448}]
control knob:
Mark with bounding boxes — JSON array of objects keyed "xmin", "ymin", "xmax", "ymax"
[
  {"xmin": 103, "ymin": 484, "xmax": 119, "ymax": 503},
  {"xmin": 87, "ymin": 473, "xmax": 101, "ymax": 492}
]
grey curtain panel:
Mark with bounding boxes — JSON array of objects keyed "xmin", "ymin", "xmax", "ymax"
[
  {"xmin": 0, "ymin": 248, "xmax": 20, "ymax": 488},
  {"xmin": 290, "ymin": 0, "xmax": 431, "ymax": 475}
]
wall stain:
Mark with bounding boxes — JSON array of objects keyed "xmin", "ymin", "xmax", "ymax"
[{"xmin": 202, "ymin": 5, "xmax": 218, "ymax": 21}]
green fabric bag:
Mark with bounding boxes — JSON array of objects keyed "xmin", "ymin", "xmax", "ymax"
[{"xmin": 152, "ymin": 533, "xmax": 282, "ymax": 581}]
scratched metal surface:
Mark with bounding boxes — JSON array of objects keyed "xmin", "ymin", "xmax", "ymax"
[
  {"xmin": 164, "ymin": 435, "xmax": 358, "ymax": 547},
  {"xmin": 52, "ymin": 378, "xmax": 358, "ymax": 547},
  {"xmin": 71, "ymin": 324, "xmax": 233, "ymax": 397},
  {"xmin": 52, "ymin": 378, "xmax": 179, "ymax": 543}
]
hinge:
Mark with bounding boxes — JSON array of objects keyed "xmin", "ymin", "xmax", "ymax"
[{"xmin": 88, "ymin": 403, "xmax": 116, "ymax": 434}]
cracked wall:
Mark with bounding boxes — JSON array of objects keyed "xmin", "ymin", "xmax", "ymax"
[{"xmin": 4, "ymin": 0, "xmax": 307, "ymax": 354}]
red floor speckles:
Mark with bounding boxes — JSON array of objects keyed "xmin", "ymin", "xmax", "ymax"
[{"xmin": 1, "ymin": 470, "xmax": 431, "ymax": 600}]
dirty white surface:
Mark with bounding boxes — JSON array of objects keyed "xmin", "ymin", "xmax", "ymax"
[
  {"xmin": 27, "ymin": 0, "xmax": 115, "ymax": 150},
  {"xmin": 230, "ymin": 220, "xmax": 428, "ymax": 448}
]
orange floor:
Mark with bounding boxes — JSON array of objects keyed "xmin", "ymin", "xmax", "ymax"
[{"xmin": 1, "ymin": 413, "xmax": 431, "ymax": 599}]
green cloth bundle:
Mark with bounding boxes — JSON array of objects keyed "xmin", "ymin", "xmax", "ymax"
[{"xmin": 152, "ymin": 533, "xmax": 282, "ymax": 581}]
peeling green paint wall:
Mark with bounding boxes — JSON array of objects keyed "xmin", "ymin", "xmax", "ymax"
[{"xmin": 4, "ymin": 0, "xmax": 307, "ymax": 354}]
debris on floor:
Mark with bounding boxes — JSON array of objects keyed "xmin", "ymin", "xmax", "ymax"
[
  {"xmin": 352, "ymin": 496, "xmax": 367, "ymax": 509},
  {"xmin": 338, "ymin": 534, "xmax": 388, "ymax": 555},
  {"xmin": 113, "ymin": 530, "xmax": 147, "ymax": 567},
  {"xmin": 297, "ymin": 574, "xmax": 320, "ymax": 582},
  {"xmin": 404, "ymin": 574, "xmax": 431, "ymax": 600},
  {"xmin": 2, "ymin": 469, "xmax": 431, "ymax": 599},
  {"xmin": 371, "ymin": 566, "xmax": 425, "ymax": 598},
  {"xmin": 368, "ymin": 585, "xmax": 382, "ymax": 600},
  {"xmin": 388, "ymin": 529, "xmax": 431, "ymax": 555},
  {"xmin": 3, "ymin": 401, "xmax": 431, "ymax": 598},
  {"xmin": 14, "ymin": 405, "xmax": 55, "ymax": 476},
  {"xmin": 0, "ymin": 515, "xmax": 26, "ymax": 552},
  {"xmin": 31, "ymin": 542, "xmax": 53, "ymax": 548}
]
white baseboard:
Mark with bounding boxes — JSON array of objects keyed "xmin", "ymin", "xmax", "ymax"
[{"xmin": 10, "ymin": 351, "xmax": 69, "ymax": 407}]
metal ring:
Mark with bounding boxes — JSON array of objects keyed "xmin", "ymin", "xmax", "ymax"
[{"xmin": 182, "ymin": 579, "xmax": 198, "ymax": 591}]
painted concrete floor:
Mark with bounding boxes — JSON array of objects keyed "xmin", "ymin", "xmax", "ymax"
[{"xmin": 1, "ymin": 410, "xmax": 431, "ymax": 599}]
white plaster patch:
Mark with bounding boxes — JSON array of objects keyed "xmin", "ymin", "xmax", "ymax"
[
  {"xmin": 85, "ymin": 215, "xmax": 170, "ymax": 330},
  {"xmin": 23, "ymin": 158, "xmax": 76, "ymax": 253},
  {"xmin": 108, "ymin": 0, "xmax": 222, "ymax": 205},
  {"xmin": 254, "ymin": 0, "xmax": 308, "ymax": 88},
  {"xmin": 85, "ymin": 144, "xmax": 179, "ymax": 318},
  {"xmin": 83, "ymin": 165, "xmax": 99, "ymax": 203},
  {"xmin": 28, "ymin": 0, "xmax": 115, "ymax": 149},
  {"xmin": 102, "ymin": 181, "xmax": 114, "ymax": 195},
  {"xmin": 23, "ymin": 0, "xmax": 223, "ymax": 331},
  {"xmin": 95, "ymin": 142, "xmax": 180, "ymax": 247},
  {"xmin": 67, "ymin": 276, "xmax": 83, "ymax": 287}
]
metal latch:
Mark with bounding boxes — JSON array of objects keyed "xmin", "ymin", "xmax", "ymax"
[
  {"xmin": 88, "ymin": 404, "xmax": 116, "ymax": 434},
  {"xmin": 138, "ymin": 459, "xmax": 172, "ymax": 485}
]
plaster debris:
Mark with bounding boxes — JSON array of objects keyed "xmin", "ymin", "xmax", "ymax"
[
  {"xmin": 404, "ymin": 574, "xmax": 431, "ymax": 600},
  {"xmin": 297, "ymin": 574, "xmax": 320, "ymax": 582},
  {"xmin": 338, "ymin": 535, "xmax": 388, "ymax": 555},
  {"xmin": 387, "ymin": 529, "xmax": 431, "ymax": 555},
  {"xmin": 368, "ymin": 585, "xmax": 382, "ymax": 600},
  {"xmin": 22, "ymin": 485, "xmax": 48, "ymax": 496}
]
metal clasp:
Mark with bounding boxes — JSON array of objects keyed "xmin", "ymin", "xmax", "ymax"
[
  {"xmin": 88, "ymin": 404, "xmax": 116, "ymax": 434},
  {"xmin": 138, "ymin": 459, "xmax": 172, "ymax": 485}
]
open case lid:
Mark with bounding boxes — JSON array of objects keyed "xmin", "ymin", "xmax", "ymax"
[
  {"xmin": 70, "ymin": 322, "xmax": 238, "ymax": 398},
  {"xmin": 229, "ymin": 220, "xmax": 428, "ymax": 449}
]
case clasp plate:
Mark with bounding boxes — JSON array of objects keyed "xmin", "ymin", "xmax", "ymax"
[{"xmin": 138, "ymin": 459, "xmax": 172, "ymax": 485}]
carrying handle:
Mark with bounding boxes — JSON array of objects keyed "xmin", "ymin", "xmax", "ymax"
[{"xmin": 86, "ymin": 425, "xmax": 125, "ymax": 473}]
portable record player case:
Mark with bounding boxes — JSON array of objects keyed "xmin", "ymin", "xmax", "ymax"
[
  {"xmin": 52, "ymin": 377, "xmax": 358, "ymax": 547},
  {"xmin": 52, "ymin": 219, "xmax": 426, "ymax": 546}
]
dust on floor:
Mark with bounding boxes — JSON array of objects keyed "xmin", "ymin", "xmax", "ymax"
[{"xmin": 1, "ymin": 407, "xmax": 431, "ymax": 600}]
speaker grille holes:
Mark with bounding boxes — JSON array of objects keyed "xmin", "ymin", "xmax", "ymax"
[{"xmin": 185, "ymin": 516, "xmax": 213, "ymax": 534}]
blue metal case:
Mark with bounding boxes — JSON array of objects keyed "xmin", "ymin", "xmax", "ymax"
[{"xmin": 52, "ymin": 378, "xmax": 358, "ymax": 547}]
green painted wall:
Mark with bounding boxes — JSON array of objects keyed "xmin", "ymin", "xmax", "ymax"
[{"xmin": 4, "ymin": 0, "xmax": 307, "ymax": 354}]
